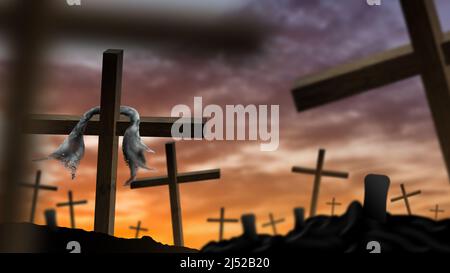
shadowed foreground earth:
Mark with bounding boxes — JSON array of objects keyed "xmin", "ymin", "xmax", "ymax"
[
  {"xmin": 202, "ymin": 202, "xmax": 450, "ymax": 253},
  {"xmin": 0, "ymin": 223, "xmax": 197, "ymax": 253},
  {"xmin": 1, "ymin": 202, "xmax": 449, "ymax": 253}
]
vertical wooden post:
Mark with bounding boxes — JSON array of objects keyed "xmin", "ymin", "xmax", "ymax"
[
  {"xmin": 401, "ymin": 0, "xmax": 450, "ymax": 179},
  {"xmin": 29, "ymin": 170, "xmax": 41, "ymax": 223},
  {"xmin": 219, "ymin": 207, "xmax": 225, "ymax": 241},
  {"xmin": 400, "ymin": 184, "xmax": 412, "ymax": 215},
  {"xmin": 94, "ymin": 49, "xmax": 123, "ymax": 235},
  {"xmin": 135, "ymin": 221, "xmax": 141, "ymax": 239},
  {"xmin": 310, "ymin": 149, "xmax": 325, "ymax": 217},
  {"xmin": 0, "ymin": 0, "xmax": 49, "ymax": 252},
  {"xmin": 68, "ymin": 191, "xmax": 75, "ymax": 229},
  {"xmin": 269, "ymin": 213, "xmax": 277, "ymax": 235},
  {"xmin": 166, "ymin": 142, "xmax": 184, "ymax": 246}
]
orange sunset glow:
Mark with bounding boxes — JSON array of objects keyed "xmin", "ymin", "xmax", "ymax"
[{"xmin": 3, "ymin": 0, "xmax": 450, "ymax": 250}]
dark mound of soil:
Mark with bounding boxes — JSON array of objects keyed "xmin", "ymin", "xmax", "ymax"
[
  {"xmin": 201, "ymin": 202, "xmax": 450, "ymax": 253},
  {"xmin": 0, "ymin": 223, "xmax": 197, "ymax": 253}
]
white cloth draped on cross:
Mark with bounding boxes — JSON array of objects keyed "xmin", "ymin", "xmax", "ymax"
[{"xmin": 37, "ymin": 106, "xmax": 154, "ymax": 185}]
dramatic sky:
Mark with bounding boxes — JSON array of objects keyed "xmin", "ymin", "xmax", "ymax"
[{"xmin": 2, "ymin": 0, "xmax": 450, "ymax": 249}]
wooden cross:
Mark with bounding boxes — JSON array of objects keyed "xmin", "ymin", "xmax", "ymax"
[
  {"xmin": 430, "ymin": 204, "xmax": 444, "ymax": 220},
  {"xmin": 261, "ymin": 213, "xmax": 285, "ymax": 235},
  {"xmin": 19, "ymin": 170, "xmax": 58, "ymax": 223},
  {"xmin": 0, "ymin": 0, "xmax": 261, "ymax": 249},
  {"xmin": 56, "ymin": 190, "xmax": 87, "ymax": 229},
  {"xmin": 291, "ymin": 0, "xmax": 450, "ymax": 182},
  {"xmin": 326, "ymin": 197, "xmax": 341, "ymax": 216},
  {"xmin": 207, "ymin": 207, "xmax": 239, "ymax": 241},
  {"xmin": 292, "ymin": 149, "xmax": 349, "ymax": 217},
  {"xmin": 24, "ymin": 50, "xmax": 205, "ymax": 235},
  {"xmin": 129, "ymin": 221, "xmax": 148, "ymax": 238},
  {"xmin": 390, "ymin": 183, "xmax": 421, "ymax": 215},
  {"xmin": 130, "ymin": 142, "xmax": 220, "ymax": 247}
]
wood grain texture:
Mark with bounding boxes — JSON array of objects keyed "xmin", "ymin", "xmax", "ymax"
[
  {"xmin": 400, "ymin": 0, "xmax": 450, "ymax": 182},
  {"xmin": 292, "ymin": 31, "xmax": 450, "ymax": 111},
  {"xmin": 94, "ymin": 49, "xmax": 122, "ymax": 235}
]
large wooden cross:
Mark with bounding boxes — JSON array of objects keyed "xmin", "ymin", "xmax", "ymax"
[
  {"xmin": 292, "ymin": 149, "xmax": 349, "ymax": 217},
  {"xmin": 390, "ymin": 183, "xmax": 421, "ymax": 215},
  {"xmin": 19, "ymin": 170, "xmax": 58, "ymax": 223},
  {"xmin": 56, "ymin": 190, "xmax": 88, "ymax": 229},
  {"xmin": 291, "ymin": 0, "xmax": 450, "ymax": 182},
  {"xmin": 261, "ymin": 213, "xmax": 285, "ymax": 235},
  {"xmin": 25, "ymin": 49, "xmax": 204, "ymax": 235},
  {"xmin": 130, "ymin": 142, "xmax": 220, "ymax": 247},
  {"xmin": 0, "ymin": 0, "xmax": 262, "ymax": 227},
  {"xmin": 207, "ymin": 207, "xmax": 239, "ymax": 241}
]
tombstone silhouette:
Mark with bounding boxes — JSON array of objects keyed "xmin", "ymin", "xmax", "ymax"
[
  {"xmin": 241, "ymin": 214, "xmax": 258, "ymax": 240},
  {"xmin": 44, "ymin": 209, "xmax": 57, "ymax": 230},
  {"xmin": 293, "ymin": 207, "xmax": 305, "ymax": 232},
  {"xmin": 363, "ymin": 174, "xmax": 390, "ymax": 222}
]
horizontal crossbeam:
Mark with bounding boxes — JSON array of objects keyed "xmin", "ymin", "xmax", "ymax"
[
  {"xmin": 130, "ymin": 169, "xmax": 220, "ymax": 189},
  {"xmin": 56, "ymin": 200, "xmax": 88, "ymax": 207},
  {"xmin": 129, "ymin": 226, "xmax": 148, "ymax": 231},
  {"xmin": 292, "ymin": 32, "xmax": 450, "ymax": 111},
  {"xmin": 291, "ymin": 166, "xmax": 348, "ymax": 179},
  {"xmin": 390, "ymin": 190, "xmax": 422, "ymax": 202},
  {"xmin": 262, "ymin": 219, "xmax": 285, "ymax": 227},
  {"xmin": 18, "ymin": 183, "xmax": 57, "ymax": 191},
  {"xmin": 207, "ymin": 218, "xmax": 239, "ymax": 223},
  {"xmin": 25, "ymin": 115, "xmax": 206, "ymax": 137}
]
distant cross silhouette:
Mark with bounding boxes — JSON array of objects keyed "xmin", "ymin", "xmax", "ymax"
[
  {"xmin": 129, "ymin": 221, "xmax": 148, "ymax": 238},
  {"xmin": 261, "ymin": 213, "xmax": 285, "ymax": 235},
  {"xmin": 430, "ymin": 204, "xmax": 444, "ymax": 220},
  {"xmin": 131, "ymin": 142, "xmax": 220, "ymax": 247},
  {"xmin": 19, "ymin": 170, "xmax": 58, "ymax": 223},
  {"xmin": 207, "ymin": 207, "xmax": 239, "ymax": 241},
  {"xmin": 292, "ymin": 149, "xmax": 348, "ymax": 217},
  {"xmin": 56, "ymin": 191, "xmax": 88, "ymax": 228},
  {"xmin": 326, "ymin": 197, "xmax": 342, "ymax": 216},
  {"xmin": 390, "ymin": 184, "xmax": 421, "ymax": 215}
]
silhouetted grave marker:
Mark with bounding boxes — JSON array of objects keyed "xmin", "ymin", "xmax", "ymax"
[
  {"xmin": 293, "ymin": 207, "xmax": 305, "ymax": 231},
  {"xmin": 131, "ymin": 142, "xmax": 220, "ymax": 247},
  {"xmin": 292, "ymin": 149, "xmax": 348, "ymax": 217},
  {"xmin": 26, "ymin": 50, "xmax": 205, "ymax": 235},
  {"xmin": 129, "ymin": 221, "xmax": 148, "ymax": 238},
  {"xmin": 363, "ymin": 174, "xmax": 390, "ymax": 223},
  {"xmin": 207, "ymin": 207, "xmax": 239, "ymax": 241},
  {"xmin": 292, "ymin": 1, "xmax": 450, "ymax": 182},
  {"xmin": 390, "ymin": 183, "xmax": 421, "ymax": 215},
  {"xmin": 326, "ymin": 197, "xmax": 341, "ymax": 216},
  {"xmin": 430, "ymin": 204, "xmax": 444, "ymax": 220},
  {"xmin": 19, "ymin": 170, "xmax": 58, "ymax": 223},
  {"xmin": 56, "ymin": 191, "xmax": 87, "ymax": 229},
  {"xmin": 241, "ymin": 214, "xmax": 258, "ymax": 240},
  {"xmin": 44, "ymin": 209, "xmax": 57, "ymax": 229},
  {"xmin": 261, "ymin": 213, "xmax": 285, "ymax": 235}
]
